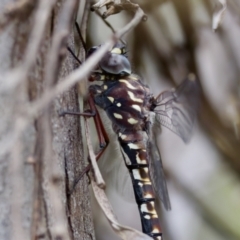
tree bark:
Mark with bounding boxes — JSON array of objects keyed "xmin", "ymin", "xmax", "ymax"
[{"xmin": 0, "ymin": 1, "xmax": 95, "ymax": 239}]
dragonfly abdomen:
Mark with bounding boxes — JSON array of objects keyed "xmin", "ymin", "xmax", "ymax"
[{"xmin": 119, "ymin": 133, "xmax": 162, "ymax": 240}]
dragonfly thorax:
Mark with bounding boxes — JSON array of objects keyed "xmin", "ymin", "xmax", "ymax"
[{"xmin": 89, "ymin": 73, "xmax": 154, "ymax": 133}]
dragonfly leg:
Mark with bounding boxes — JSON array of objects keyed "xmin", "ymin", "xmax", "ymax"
[
  {"xmin": 67, "ymin": 93, "xmax": 109, "ymax": 194},
  {"xmin": 58, "ymin": 109, "xmax": 95, "ymax": 117}
]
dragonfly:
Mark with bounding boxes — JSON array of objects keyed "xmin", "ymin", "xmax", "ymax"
[{"xmin": 64, "ymin": 41, "xmax": 199, "ymax": 240}]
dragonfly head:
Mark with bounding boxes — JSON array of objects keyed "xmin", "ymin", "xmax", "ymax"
[{"xmin": 87, "ymin": 42, "xmax": 131, "ymax": 76}]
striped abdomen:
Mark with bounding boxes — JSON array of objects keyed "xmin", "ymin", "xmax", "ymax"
[{"xmin": 118, "ymin": 131, "xmax": 162, "ymax": 240}]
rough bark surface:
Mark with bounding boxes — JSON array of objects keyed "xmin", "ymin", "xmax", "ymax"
[{"xmin": 0, "ymin": 0, "xmax": 95, "ymax": 240}]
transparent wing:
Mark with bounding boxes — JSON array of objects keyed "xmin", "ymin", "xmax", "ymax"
[
  {"xmin": 154, "ymin": 74, "xmax": 199, "ymax": 143},
  {"xmin": 115, "ymin": 152, "xmax": 135, "ymax": 202},
  {"xmin": 147, "ymin": 117, "xmax": 171, "ymax": 211}
]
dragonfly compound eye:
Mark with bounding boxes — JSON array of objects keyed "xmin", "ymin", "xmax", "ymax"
[{"xmin": 99, "ymin": 52, "xmax": 131, "ymax": 75}]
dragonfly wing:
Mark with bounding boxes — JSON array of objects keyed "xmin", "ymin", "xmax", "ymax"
[
  {"xmin": 154, "ymin": 74, "xmax": 199, "ymax": 143},
  {"xmin": 147, "ymin": 118, "xmax": 171, "ymax": 211}
]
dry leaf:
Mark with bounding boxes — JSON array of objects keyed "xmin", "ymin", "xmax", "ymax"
[
  {"xmin": 91, "ymin": 176, "xmax": 152, "ymax": 240},
  {"xmin": 212, "ymin": 0, "xmax": 227, "ymax": 31}
]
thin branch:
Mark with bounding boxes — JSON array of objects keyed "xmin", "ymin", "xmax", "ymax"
[
  {"xmin": 85, "ymin": 118, "xmax": 105, "ymax": 188},
  {"xmin": 95, "ymin": 9, "xmax": 116, "ymax": 33},
  {"xmin": 28, "ymin": 6, "xmax": 145, "ymax": 116},
  {"xmin": 80, "ymin": 0, "xmax": 91, "ymax": 41},
  {"xmin": 0, "ymin": 0, "xmax": 57, "ymax": 161},
  {"xmin": 42, "ymin": 110, "xmax": 71, "ymax": 240},
  {"xmin": 0, "ymin": 0, "xmax": 35, "ymax": 31},
  {"xmin": 0, "ymin": 0, "xmax": 57, "ymax": 93},
  {"xmin": 40, "ymin": 0, "xmax": 78, "ymax": 239},
  {"xmin": 0, "ymin": 119, "xmax": 28, "ymax": 158},
  {"xmin": 10, "ymin": 117, "xmax": 28, "ymax": 240},
  {"xmin": 212, "ymin": 0, "xmax": 227, "ymax": 31},
  {"xmin": 45, "ymin": 0, "xmax": 78, "ymax": 88}
]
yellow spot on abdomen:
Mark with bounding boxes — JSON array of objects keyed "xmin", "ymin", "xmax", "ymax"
[
  {"xmin": 132, "ymin": 168, "xmax": 149, "ymax": 182},
  {"xmin": 136, "ymin": 153, "xmax": 147, "ymax": 164},
  {"xmin": 152, "ymin": 227, "xmax": 161, "ymax": 234},
  {"xmin": 138, "ymin": 182, "xmax": 143, "ymax": 187},
  {"xmin": 144, "ymin": 193, "xmax": 154, "ymax": 198}
]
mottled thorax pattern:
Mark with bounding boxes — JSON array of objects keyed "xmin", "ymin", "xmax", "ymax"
[{"xmin": 91, "ymin": 74, "xmax": 154, "ymax": 132}]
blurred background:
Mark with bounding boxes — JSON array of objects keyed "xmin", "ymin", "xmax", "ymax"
[{"xmin": 83, "ymin": 0, "xmax": 240, "ymax": 240}]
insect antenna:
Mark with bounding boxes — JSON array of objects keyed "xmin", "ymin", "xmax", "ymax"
[
  {"xmin": 67, "ymin": 46, "xmax": 82, "ymax": 65},
  {"xmin": 75, "ymin": 21, "xmax": 87, "ymax": 53},
  {"xmin": 67, "ymin": 21, "xmax": 88, "ymax": 66}
]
